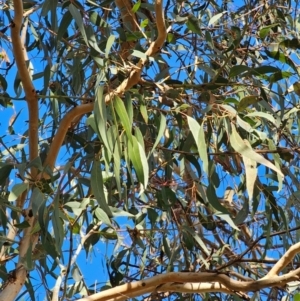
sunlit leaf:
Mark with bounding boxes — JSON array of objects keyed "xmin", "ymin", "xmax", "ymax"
[
  {"xmin": 242, "ymin": 140, "xmax": 257, "ymax": 202},
  {"xmin": 105, "ymin": 35, "xmax": 116, "ymax": 58},
  {"xmin": 229, "ymin": 123, "xmax": 284, "ymax": 179},
  {"xmin": 237, "ymin": 96, "xmax": 260, "ymax": 111},
  {"xmin": 114, "ymin": 95, "xmax": 132, "ymax": 143},
  {"xmin": 208, "ymin": 11, "xmax": 227, "ymax": 26},
  {"xmin": 8, "ymin": 183, "xmax": 28, "ymax": 202}
]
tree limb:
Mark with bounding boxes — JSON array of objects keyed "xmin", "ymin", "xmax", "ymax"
[
  {"xmin": 43, "ymin": 0, "xmax": 167, "ymax": 173},
  {"xmin": 43, "ymin": 103, "xmax": 94, "ymax": 171},
  {"xmin": 11, "ymin": 0, "xmax": 38, "ymax": 178},
  {"xmin": 115, "ymin": 0, "xmax": 137, "ymax": 59},
  {"xmin": 263, "ymin": 242, "xmax": 300, "ymax": 278},
  {"xmin": 75, "ymin": 264, "xmax": 300, "ymax": 301}
]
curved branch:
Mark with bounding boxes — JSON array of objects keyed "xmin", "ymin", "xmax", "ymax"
[
  {"xmin": 11, "ymin": 0, "xmax": 38, "ymax": 178},
  {"xmin": 76, "ymin": 264, "xmax": 300, "ymax": 301},
  {"xmin": 264, "ymin": 242, "xmax": 300, "ymax": 278},
  {"xmin": 43, "ymin": 0, "xmax": 167, "ymax": 172},
  {"xmin": 43, "ymin": 103, "xmax": 94, "ymax": 171},
  {"xmin": 115, "ymin": 0, "xmax": 137, "ymax": 59},
  {"xmin": 104, "ymin": 282, "xmax": 235, "ymax": 301}
]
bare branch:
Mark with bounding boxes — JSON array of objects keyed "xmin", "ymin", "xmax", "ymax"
[
  {"xmin": 264, "ymin": 242, "xmax": 300, "ymax": 278},
  {"xmin": 43, "ymin": 103, "xmax": 94, "ymax": 172},
  {"xmin": 115, "ymin": 0, "xmax": 137, "ymax": 59},
  {"xmin": 75, "ymin": 266, "xmax": 300, "ymax": 301},
  {"xmin": 11, "ymin": 0, "xmax": 38, "ymax": 178}
]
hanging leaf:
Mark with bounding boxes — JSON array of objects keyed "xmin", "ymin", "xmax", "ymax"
[
  {"xmin": 259, "ymin": 24, "xmax": 280, "ymax": 39},
  {"xmin": 91, "ymin": 160, "xmax": 113, "ymax": 217},
  {"xmin": 148, "ymin": 113, "xmax": 166, "ymax": 157},
  {"xmin": 208, "ymin": 11, "xmax": 227, "ymax": 26},
  {"xmin": 69, "ymin": 4, "xmax": 88, "ymax": 45},
  {"xmin": 187, "ymin": 14, "xmax": 201, "ymax": 35},
  {"xmin": 187, "ymin": 116, "xmax": 208, "ymax": 174},
  {"xmin": 229, "ymin": 65, "xmax": 251, "ymax": 78},
  {"xmin": 95, "ymin": 207, "xmax": 112, "ymax": 227},
  {"xmin": 105, "ymin": 35, "xmax": 116, "ymax": 58},
  {"xmin": 0, "ymin": 164, "xmax": 13, "ymax": 186},
  {"xmin": 132, "ymin": 0, "xmax": 141, "ymax": 13},
  {"xmin": 114, "ymin": 95, "xmax": 133, "ymax": 142},
  {"xmin": 128, "ymin": 136, "xmax": 149, "ymax": 190},
  {"xmin": 229, "ymin": 123, "xmax": 284, "ymax": 179},
  {"xmin": 94, "ymin": 86, "xmax": 111, "ymax": 154},
  {"xmin": 242, "ymin": 140, "xmax": 257, "ymax": 202},
  {"xmin": 237, "ymin": 96, "xmax": 261, "ymax": 111},
  {"xmin": 280, "ymin": 38, "xmax": 300, "ymax": 49},
  {"xmin": 8, "ymin": 183, "xmax": 29, "ymax": 202}
]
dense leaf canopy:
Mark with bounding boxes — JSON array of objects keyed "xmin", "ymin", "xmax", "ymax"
[{"xmin": 0, "ymin": 0, "xmax": 300, "ymax": 300}]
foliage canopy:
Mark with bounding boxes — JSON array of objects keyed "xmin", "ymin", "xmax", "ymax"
[{"xmin": 1, "ymin": 0, "xmax": 300, "ymax": 300}]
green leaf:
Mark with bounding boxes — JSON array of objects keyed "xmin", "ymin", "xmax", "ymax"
[
  {"xmin": 0, "ymin": 74, "xmax": 7, "ymax": 91},
  {"xmin": 57, "ymin": 11, "xmax": 72, "ymax": 40},
  {"xmin": 0, "ymin": 165, "xmax": 13, "ymax": 186},
  {"xmin": 233, "ymin": 199, "xmax": 249, "ymax": 225},
  {"xmin": 114, "ymin": 95, "xmax": 133, "ymax": 143},
  {"xmin": 128, "ymin": 136, "xmax": 149, "ymax": 190},
  {"xmin": 132, "ymin": 0, "xmax": 141, "ymax": 13},
  {"xmin": 95, "ymin": 207, "xmax": 112, "ymax": 227},
  {"xmin": 293, "ymin": 292, "xmax": 300, "ymax": 301},
  {"xmin": 237, "ymin": 96, "xmax": 260, "ymax": 111},
  {"xmin": 184, "ymin": 226, "xmax": 210, "ymax": 256},
  {"xmin": 141, "ymin": 19, "xmax": 149, "ymax": 28},
  {"xmin": 206, "ymin": 184, "xmax": 229, "ymax": 214},
  {"xmin": 94, "ymin": 86, "xmax": 111, "ymax": 154},
  {"xmin": 89, "ymin": 11, "xmax": 107, "ymax": 27},
  {"xmin": 110, "ymin": 207, "xmax": 134, "ymax": 217},
  {"xmin": 252, "ymin": 66, "xmax": 280, "ymax": 75},
  {"xmin": 91, "ymin": 160, "xmax": 113, "ymax": 217},
  {"xmin": 14, "ymin": 221, "xmax": 30, "ymax": 229},
  {"xmin": 52, "ymin": 194, "xmax": 64, "ymax": 257},
  {"xmin": 105, "ymin": 35, "xmax": 115, "ymax": 58},
  {"xmin": 242, "ymin": 140, "xmax": 257, "ymax": 202},
  {"xmin": 187, "ymin": 14, "xmax": 201, "ymax": 35},
  {"xmin": 268, "ymin": 139, "xmax": 283, "ymax": 192},
  {"xmin": 31, "ymin": 187, "xmax": 46, "ymax": 216},
  {"xmin": 229, "ymin": 65, "xmax": 250, "ymax": 77},
  {"xmin": 187, "ymin": 116, "xmax": 208, "ymax": 174},
  {"xmin": 265, "ymin": 50, "xmax": 298, "ymax": 73},
  {"xmin": 69, "ymin": 4, "xmax": 88, "ymax": 45},
  {"xmin": 245, "ymin": 111, "xmax": 278, "ymax": 126},
  {"xmin": 215, "ymin": 212, "xmax": 239, "ymax": 230},
  {"xmin": 280, "ymin": 38, "xmax": 300, "ymax": 49},
  {"xmin": 8, "ymin": 183, "xmax": 29, "ymax": 202},
  {"xmin": 208, "ymin": 11, "xmax": 227, "ymax": 26},
  {"xmin": 148, "ymin": 113, "xmax": 166, "ymax": 157},
  {"xmin": 293, "ymin": 82, "xmax": 300, "ymax": 96},
  {"xmin": 229, "ymin": 123, "xmax": 284, "ymax": 179},
  {"xmin": 269, "ymin": 71, "xmax": 292, "ymax": 83},
  {"xmin": 131, "ymin": 50, "xmax": 148, "ymax": 59},
  {"xmin": 259, "ymin": 24, "xmax": 279, "ymax": 39}
]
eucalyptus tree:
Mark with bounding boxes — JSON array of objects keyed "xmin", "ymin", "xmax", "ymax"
[{"xmin": 0, "ymin": 0, "xmax": 300, "ymax": 300}]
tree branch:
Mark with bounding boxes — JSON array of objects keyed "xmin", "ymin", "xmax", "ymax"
[
  {"xmin": 115, "ymin": 0, "xmax": 137, "ymax": 59},
  {"xmin": 43, "ymin": 103, "xmax": 93, "ymax": 171},
  {"xmin": 11, "ymin": 0, "xmax": 38, "ymax": 178},
  {"xmin": 43, "ymin": 0, "xmax": 167, "ymax": 173},
  {"xmin": 75, "ymin": 263, "xmax": 300, "ymax": 301},
  {"xmin": 264, "ymin": 242, "xmax": 300, "ymax": 279}
]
